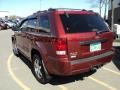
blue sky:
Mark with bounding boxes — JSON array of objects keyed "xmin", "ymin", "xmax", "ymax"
[{"xmin": 0, "ymin": 0, "xmax": 99, "ymax": 17}]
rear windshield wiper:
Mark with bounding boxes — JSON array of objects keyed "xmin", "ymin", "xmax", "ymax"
[
  {"xmin": 92, "ymin": 29, "xmax": 108, "ymax": 34},
  {"xmin": 97, "ymin": 30, "xmax": 108, "ymax": 34}
]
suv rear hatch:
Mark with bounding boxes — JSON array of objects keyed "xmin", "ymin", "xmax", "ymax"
[{"xmin": 60, "ymin": 12, "xmax": 114, "ymax": 61}]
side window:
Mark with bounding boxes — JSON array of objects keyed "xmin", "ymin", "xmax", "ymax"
[
  {"xmin": 39, "ymin": 15, "xmax": 50, "ymax": 33},
  {"xmin": 20, "ymin": 20, "xmax": 28, "ymax": 28},
  {"xmin": 20, "ymin": 20, "xmax": 28, "ymax": 31},
  {"xmin": 27, "ymin": 18, "xmax": 37, "ymax": 29}
]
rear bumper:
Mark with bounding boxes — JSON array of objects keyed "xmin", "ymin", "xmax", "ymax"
[
  {"xmin": 47, "ymin": 50, "xmax": 114, "ymax": 76},
  {"xmin": 70, "ymin": 51, "xmax": 114, "ymax": 65}
]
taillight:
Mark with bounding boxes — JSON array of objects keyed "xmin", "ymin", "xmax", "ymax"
[{"xmin": 51, "ymin": 38, "xmax": 67, "ymax": 56}]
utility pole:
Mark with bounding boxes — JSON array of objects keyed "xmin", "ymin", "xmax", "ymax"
[{"xmin": 111, "ymin": 0, "xmax": 114, "ymax": 31}]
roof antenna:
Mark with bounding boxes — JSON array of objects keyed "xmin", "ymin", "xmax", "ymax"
[{"xmin": 40, "ymin": 0, "xmax": 42, "ymax": 11}]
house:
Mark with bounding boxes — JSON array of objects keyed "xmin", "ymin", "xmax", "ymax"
[{"xmin": 108, "ymin": 0, "xmax": 120, "ymax": 25}]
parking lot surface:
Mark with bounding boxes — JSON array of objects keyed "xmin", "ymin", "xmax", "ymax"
[{"xmin": 0, "ymin": 30, "xmax": 120, "ymax": 90}]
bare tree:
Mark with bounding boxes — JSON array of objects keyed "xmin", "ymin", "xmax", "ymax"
[
  {"xmin": 111, "ymin": 0, "xmax": 114, "ymax": 31},
  {"xmin": 89, "ymin": 0, "xmax": 109, "ymax": 16},
  {"xmin": 99, "ymin": 0, "xmax": 104, "ymax": 16}
]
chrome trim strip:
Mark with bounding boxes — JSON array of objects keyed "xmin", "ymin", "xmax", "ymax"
[
  {"xmin": 80, "ymin": 39, "xmax": 107, "ymax": 45},
  {"xmin": 70, "ymin": 51, "xmax": 114, "ymax": 65}
]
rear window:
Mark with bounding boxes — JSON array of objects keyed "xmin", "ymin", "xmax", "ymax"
[{"xmin": 60, "ymin": 14, "xmax": 108, "ymax": 33}]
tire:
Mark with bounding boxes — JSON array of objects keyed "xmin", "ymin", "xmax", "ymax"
[
  {"xmin": 32, "ymin": 54, "xmax": 51, "ymax": 84},
  {"xmin": 12, "ymin": 41, "xmax": 19, "ymax": 57}
]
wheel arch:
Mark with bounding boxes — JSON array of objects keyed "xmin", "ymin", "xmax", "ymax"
[
  {"xmin": 31, "ymin": 49, "xmax": 41, "ymax": 61},
  {"xmin": 31, "ymin": 48, "xmax": 51, "ymax": 80}
]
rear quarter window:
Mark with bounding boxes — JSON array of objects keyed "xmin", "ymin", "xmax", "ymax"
[{"xmin": 37, "ymin": 15, "xmax": 51, "ymax": 33}]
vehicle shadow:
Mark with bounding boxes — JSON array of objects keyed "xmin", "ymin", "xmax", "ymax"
[
  {"xmin": 112, "ymin": 46, "xmax": 120, "ymax": 70},
  {"xmin": 49, "ymin": 71, "xmax": 96, "ymax": 85},
  {"xmin": 18, "ymin": 53, "xmax": 96, "ymax": 85},
  {"xmin": 18, "ymin": 53, "xmax": 33, "ymax": 70}
]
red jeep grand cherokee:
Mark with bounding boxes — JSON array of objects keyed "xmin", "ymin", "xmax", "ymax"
[{"xmin": 12, "ymin": 8, "xmax": 115, "ymax": 84}]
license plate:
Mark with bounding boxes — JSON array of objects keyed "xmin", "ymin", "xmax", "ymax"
[{"xmin": 90, "ymin": 42, "xmax": 101, "ymax": 52}]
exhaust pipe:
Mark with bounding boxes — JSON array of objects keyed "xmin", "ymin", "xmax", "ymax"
[
  {"xmin": 91, "ymin": 67, "xmax": 97, "ymax": 72},
  {"xmin": 91, "ymin": 64, "xmax": 104, "ymax": 71}
]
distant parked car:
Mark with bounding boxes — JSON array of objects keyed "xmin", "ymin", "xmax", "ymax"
[
  {"xmin": 5, "ymin": 20, "xmax": 16, "ymax": 28},
  {"xmin": 12, "ymin": 19, "xmax": 20, "ymax": 25},
  {"xmin": 0, "ymin": 21, "xmax": 8, "ymax": 30}
]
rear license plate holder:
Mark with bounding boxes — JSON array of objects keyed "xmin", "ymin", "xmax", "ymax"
[{"xmin": 90, "ymin": 42, "xmax": 101, "ymax": 52}]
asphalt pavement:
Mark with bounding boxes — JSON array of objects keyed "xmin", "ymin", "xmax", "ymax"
[{"xmin": 0, "ymin": 29, "xmax": 120, "ymax": 90}]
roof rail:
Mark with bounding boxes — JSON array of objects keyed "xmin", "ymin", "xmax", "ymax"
[
  {"xmin": 36, "ymin": 10, "xmax": 48, "ymax": 14},
  {"xmin": 27, "ymin": 8, "xmax": 95, "ymax": 19},
  {"xmin": 48, "ymin": 8, "xmax": 84, "ymax": 11},
  {"xmin": 28, "ymin": 10, "xmax": 48, "ymax": 17}
]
